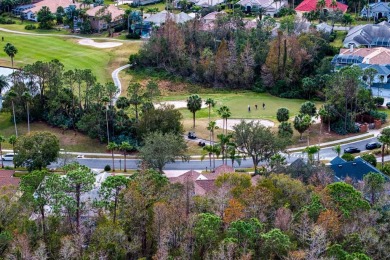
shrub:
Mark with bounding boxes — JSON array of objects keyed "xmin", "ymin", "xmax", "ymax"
[
  {"xmin": 387, "ymin": 102, "xmax": 390, "ymax": 109},
  {"xmin": 126, "ymin": 33, "xmax": 141, "ymax": 39},
  {"xmin": 0, "ymin": 17, "xmax": 15, "ymax": 24},
  {"xmin": 104, "ymin": 165, "xmax": 111, "ymax": 171},
  {"xmin": 341, "ymin": 153, "xmax": 355, "ymax": 161},
  {"xmin": 113, "ymin": 24, "xmax": 124, "ymax": 32},
  {"xmin": 278, "ymin": 122, "xmax": 293, "ymax": 138},
  {"xmin": 25, "ymin": 24, "xmax": 37, "ymax": 30},
  {"xmin": 277, "ymin": 108, "xmax": 290, "ymax": 122},
  {"xmin": 370, "ymin": 110, "xmax": 387, "ymax": 123},
  {"xmin": 373, "ymin": 96, "xmax": 384, "ymax": 106},
  {"xmin": 361, "ymin": 153, "xmax": 377, "ymax": 167}
]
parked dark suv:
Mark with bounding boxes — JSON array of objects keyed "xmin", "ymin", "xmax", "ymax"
[
  {"xmin": 344, "ymin": 147, "xmax": 361, "ymax": 154},
  {"xmin": 188, "ymin": 132, "xmax": 197, "ymax": 139},
  {"xmin": 365, "ymin": 142, "xmax": 381, "ymax": 150}
]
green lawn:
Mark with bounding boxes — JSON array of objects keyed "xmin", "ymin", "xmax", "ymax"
[
  {"xmin": 161, "ymin": 92, "xmax": 320, "ymax": 121},
  {"xmin": 0, "ymin": 31, "xmax": 141, "ymax": 83},
  {"xmin": 330, "ymin": 31, "xmax": 347, "ymax": 49}
]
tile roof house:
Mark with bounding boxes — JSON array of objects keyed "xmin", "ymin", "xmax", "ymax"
[
  {"xmin": 168, "ymin": 165, "xmax": 236, "ymax": 195},
  {"xmin": 295, "ymin": 0, "xmax": 348, "ymax": 14},
  {"xmin": 237, "ymin": 0, "xmax": 287, "ymax": 17},
  {"xmin": 361, "ymin": 2, "xmax": 390, "ymax": 21},
  {"xmin": 329, "ymin": 156, "xmax": 389, "ymax": 182},
  {"xmin": 86, "ymin": 4, "xmax": 125, "ymax": 31},
  {"xmin": 343, "ymin": 21, "xmax": 390, "ymax": 48},
  {"xmin": 332, "ymin": 47, "xmax": 390, "ymax": 84},
  {"xmin": 16, "ymin": 0, "xmax": 80, "ymax": 22}
]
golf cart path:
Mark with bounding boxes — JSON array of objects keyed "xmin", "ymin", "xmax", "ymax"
[{"xmin": 112, "ymin": 64, "xmax": 131, "ymax": 103}]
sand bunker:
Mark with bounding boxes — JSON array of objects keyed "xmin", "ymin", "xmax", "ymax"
[
  {"xmin": 155, "ymin": 101, "xmax": 208, "ymax": 109},
  {"xmin": 78, "ymin": 39, "xmax": 123, "ymax": 48},
  {"xmin": 216, "ymin": 119, "xmax": 275, "ymax": 131}
]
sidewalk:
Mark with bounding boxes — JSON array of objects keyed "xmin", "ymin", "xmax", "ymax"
[{"xmin": 288, "ymin": 129, "xmax": 381, "ymax": 152}]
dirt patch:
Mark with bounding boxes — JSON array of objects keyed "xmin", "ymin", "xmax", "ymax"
[
  {"xmin": 216, "ymin": 119, "xmax": 275, "ymax": 130},
  {"xmin": 78, "ymin": 39, "xmax": 123, "ymax": 48}
]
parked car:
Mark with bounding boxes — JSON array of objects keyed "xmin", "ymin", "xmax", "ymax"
[
  {"xmin": 365, "ymin": 142, "xmax": 382, "ymax": 150},
  {"xmin": 188, "ymin": 132, "xmax": 197, "ymax": 139},
  {"xmin": 77, "ymin": 155, "xmax": 85, "ymax": 159},
  {"xmin": 2, "ymin": 153, "xmax": 15, "ymax": 161},
  {"xmin": 344, "ymin": 147, "xmax": 361, "ymax": 154}
]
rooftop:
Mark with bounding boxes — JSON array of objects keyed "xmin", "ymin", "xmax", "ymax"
[
  {"xmin": 28, "ymin": 0, "xmax": 80, "ymax": 14},
  {"xmin": 295, "ymin": 0, "xmax": 348, "ymax": 13},
  {"xmin": 86, "ymin": 4, "xmax": 125, "ymax": 21}
]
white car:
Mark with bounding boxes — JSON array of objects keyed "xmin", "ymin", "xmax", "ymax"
[
  {"xmin": 2, "ymin": 153, "xmax": 15, "ymax": 161},
  {"xmin": 77, "ymin": 155, "xmax": 84, "ymax": 159}
]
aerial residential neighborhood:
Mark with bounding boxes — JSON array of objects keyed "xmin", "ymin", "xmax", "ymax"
[{"xmin": 0, "ymin": 0, "xmax": 390, "ymax": 258}]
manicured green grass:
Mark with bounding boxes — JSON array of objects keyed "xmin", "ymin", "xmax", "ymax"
[
  {"xmin": 162, "ymin": 92, "xmax": 320, "ymax": 121},
  {"xmin": 330, "ymin": 31, "xmax": 347, "ymax": 49},
  {"xmin": 0, "ymin": 31, "xmax": 141, "ymax": 82}
]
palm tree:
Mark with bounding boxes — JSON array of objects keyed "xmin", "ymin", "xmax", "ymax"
[
  {"xmin": 7, "ymin": 90, "xmax": 17, "ymax": 137},
  {"xmin": 217, "ymin": 105, "xmax": 231, "ymax": 134},
  {"xmin": 206, "ymin": 120, "xmax": 219, "ymax": 169},
  {"xmin": 363, "ymin": 68, "xmax": 377, "ymax": 90},
  {"xmin": 119, "ymin": 141, "xmax": 132, "ymax": 172},
  {"xmin": 3, "ymin": 43, "xmax": 17, "ymax": 75},
  {"xmin": 22, "ymin": 92, "xmax": 32, "ymax": 134},
  {"xmin": 303, "ymin": 145, "xmax": 320, "ymax": 164},
  {"xmin": 107, "ymin": 142, "xmax": 118, "ymax": 172},
  {"xmin": 205, "ymin": 98, "xmax": 216, "ymax": 122},
  {"xmin": 316, "ymin": 0, "xmax": 326, "ymax": 18},
  {"xmin": 187, "ymin": 94, "xmax": 202, "ymax": 128},
  {"xmin": 330, "ymin": 0, "xmax": 337, "ymax": 11},
  {"xmin": 217, "ymin": 133, "xmax": 233, "ymax": 165},
  {"xmin": 0, "ymin": 135, "xmax": 5, "ymax": 168},
  {"xmin": 332, "ymin": 145, "xmax": 341, "ymax": 157},
  {"xmin": 101, "ymin": 96, "xmax": 110, "ymax": 144},
  {"xmin": 227, "ymin": 143, "xmax": 241, "ymax": 167},
  {"xmin": 8, "ymin": 135, "xmax": 16, "ymax": 157}
]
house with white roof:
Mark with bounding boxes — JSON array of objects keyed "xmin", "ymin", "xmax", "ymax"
[
  {"xmin": 236, "ymin": 0, "xmax": 287, "ymax": 16},
  {"xmin": 144, "ymin": 10, "xmax": 193, "ymax": 26}
]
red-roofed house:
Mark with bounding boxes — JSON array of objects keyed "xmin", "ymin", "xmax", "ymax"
[
  {"xmin": 86, "ymin": 5, "xmax": 125, "ymax": 32},
  {"xmin": 295, "ymin": 0, "xmax": 348, "ymax": 14}
]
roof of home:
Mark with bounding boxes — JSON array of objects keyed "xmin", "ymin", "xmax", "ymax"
[
  {"xmin": 143, "ymin": 10, "xmax": 193, "ymax": 25},
  {"xmin": 0, "ymin": 170, "xmax": 20, "ymax": 188},
  {"xmin": 361, "ymin": 2, "xmax": 390, "ymax": 13},
  {"xmin": 295, "ymin": 0, "xmax": 348, "ymax": 13},
  {"xmin": 194, "ymin": 180, "xmax": 216, "ymax": 195},
  {"xmin": 330, "ymin": 156, "xmax": 389, "ymax": 181},
  {"xmin": 316, "ymin": 22, "xmax": 333, "ymax": 33},
  {"xmin": 191, "ymin": 0, "xmax": 225, "ymax": 7},
  {"xmin": 343, "ymin": 22, "xmax": 390, "ymax": 47},
  {"xmin": 336, "ymin": 47, "xmax": 390, "ymax": 66},
  {"xmin": 169, "ymin": 170, "xmax": 203, "ymax": 184},
  {"xmin": 28, "ymin": 0, "xmax": 80, "ymax": 13},
  {"xmin": 202, "ymin": 11, "xmax": 226, "ymax": 21},
  {"xmin": 355, "ymin": 64, "xmax": 390, "ymax": 75},
  {"xmin": 236, "ymin": 0, "xmax": 285, "ymax": 9},
  {"xmin": 86, "ymin": 4, "xmax": 125, "ymax": 21}
]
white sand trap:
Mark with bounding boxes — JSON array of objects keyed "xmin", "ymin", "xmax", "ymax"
[
  {"xmin": 155, "ymin": 101, "xmax": 208, "ymax": 109},
  {"xmin": 216, "ymin": 119, "xmax": 274, "ymax": 131},
  {"xmin": 78, "ymin": 39, "xmax": 123, "ymax": 48}
]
